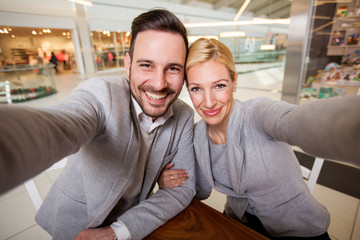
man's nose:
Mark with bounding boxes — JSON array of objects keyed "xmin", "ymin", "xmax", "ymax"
[{"xmin": 152, "ymin": 70, "xmax": 168, "ymax": 90}]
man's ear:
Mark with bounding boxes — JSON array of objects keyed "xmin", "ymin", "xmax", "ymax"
[{"xmin": 124, "ymin": 53, "xmax": 131, "ymax": 78}]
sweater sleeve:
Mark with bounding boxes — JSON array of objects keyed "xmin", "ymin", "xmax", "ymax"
[
  {"xmin": 0, "ymin": 78, "xmax": 108, "ymax": 194},
  {"xmin": 259, "ymin": 96, "xmax": 360, "ymax": 167},
  {"xmin": 195, "ymin": 160, "xmax": 212, "ymax": 200}
]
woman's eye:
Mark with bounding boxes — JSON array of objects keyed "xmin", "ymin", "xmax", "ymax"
[
  {"xmin": 215, "ymin": 84, "xmax": 226, "ymax": 89},
  {"xmin": 190, "ymin": 87, "xmax": 200, "ymax": 92}
]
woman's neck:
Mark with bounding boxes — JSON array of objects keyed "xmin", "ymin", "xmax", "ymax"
[{"xmin": 208, "ymin": 122, "xmax": 228, "ymax": 145}]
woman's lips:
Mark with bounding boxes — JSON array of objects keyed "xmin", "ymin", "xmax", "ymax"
[{"xmin": 202, "ymin": 108, "xmax": 221, "ymax": 116}]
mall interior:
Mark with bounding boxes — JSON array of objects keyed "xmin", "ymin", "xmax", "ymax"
[{"xmin": 0, "ymin": 0, "xmax": 359, "ymax": 239}]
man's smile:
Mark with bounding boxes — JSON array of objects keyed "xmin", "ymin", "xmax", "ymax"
[{"xmin": 145, "ymin": 91, "xmax": 168, "ymax": 100}]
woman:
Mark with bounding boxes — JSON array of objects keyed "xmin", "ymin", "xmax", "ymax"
[{"xmin": 159, "ymin": 38, "xmax": 360, "ymax": 239}]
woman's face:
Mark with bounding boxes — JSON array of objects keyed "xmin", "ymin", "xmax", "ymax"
[{"xmin": 187, "ymin": 59, "xmax": 237, "ymax": 127}]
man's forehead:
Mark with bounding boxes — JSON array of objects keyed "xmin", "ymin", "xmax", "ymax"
[
  {"xmin": 131, "ymin": 30, "xmax": 186, "ymax": 63},
  {"xmin": 133, "ymin": 30, "xmax": 185, "ymax": 49}
]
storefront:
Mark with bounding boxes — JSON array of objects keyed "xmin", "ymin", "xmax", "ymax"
[
  {"xmin": 2, "ymin": 0, "xmax": 359, "ymax": 104},
  {"xmin": 92, "ymin": 30, "xmax": 131, "ymax": 71},
  {"xmin": 283, "ymin": 0, "xmax": 360, "ymax": 103}
]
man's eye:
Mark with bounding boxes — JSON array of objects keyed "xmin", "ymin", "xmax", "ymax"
[
  {"xmin": 140, "ymin": 64, "xmax": 151, "ymax": 69},
  {"xmin": 168, "ymin": 66, "xmax": 181, "ymax": 73}
]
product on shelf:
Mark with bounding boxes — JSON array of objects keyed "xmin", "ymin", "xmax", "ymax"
[
  {"xmin": 330, "ymin": 30, "xmax": 346, "ymax": 46},
  {"xmin": 336, "ymin": 5, "xmax": 348, "ymax": 17},
  {"xmin": 318, "ymin": 87, "xmax": 333, "ymax": 98}
]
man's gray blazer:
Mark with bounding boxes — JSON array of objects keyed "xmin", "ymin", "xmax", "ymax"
[{"xmin": 0, "ymin": 76, "xmax": 196, "ymax": 240}]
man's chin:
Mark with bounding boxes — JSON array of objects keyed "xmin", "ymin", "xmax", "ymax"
[{"xmin": 143, "ymin": 107, "xmax": 168, "ymax": 119}]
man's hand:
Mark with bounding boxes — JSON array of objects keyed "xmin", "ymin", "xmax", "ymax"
[
  {"xmin": 74, "ymin": 226, "xmax": 115, "ymax": 240},
  {"xmin": 158, "ymin": 163, "xmax": 188, "ymax": 188}
]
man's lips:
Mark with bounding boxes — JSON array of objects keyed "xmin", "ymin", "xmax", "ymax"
[{"xmin": 202, "ymin": 108, "xmax": 221, "ymax": 116}]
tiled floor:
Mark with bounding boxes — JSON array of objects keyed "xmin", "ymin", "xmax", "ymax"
[{"xmin": 0, "ymin": 64, "xmax": 359, "ymax": 240}]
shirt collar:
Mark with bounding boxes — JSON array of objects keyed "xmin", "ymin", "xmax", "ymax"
[{"xmin": 131, "ymin": 96, "xmax": 173, "ymax": 134}]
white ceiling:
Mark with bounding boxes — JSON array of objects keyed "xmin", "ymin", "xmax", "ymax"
[
  {"xmin": 0, "ymin": 0, "xmax": 292, "ymax": 38},
  {"xmin": 157, "ymin": 0, "xmax": 292, "ymax": 19}
]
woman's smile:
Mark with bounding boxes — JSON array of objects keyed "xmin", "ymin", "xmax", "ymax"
[{"xmin": 202, "ymin": 107, "xmax": 222, "ymax": 116}]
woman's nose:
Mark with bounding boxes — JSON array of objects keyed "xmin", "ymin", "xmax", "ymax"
[{"xmin": 204, "ymin": 90, "xmax": 216, "ymax": 108}]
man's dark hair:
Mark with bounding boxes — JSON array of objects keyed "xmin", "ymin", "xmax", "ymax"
[{"xmin": 129, "ymin": 9, "xmax": 188, "ymax": 59}]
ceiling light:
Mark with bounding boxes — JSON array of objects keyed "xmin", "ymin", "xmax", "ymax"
[
  {"xmin": 66, "ymin": 0, "xmax": 93, "ymax": 6},
  {"xmin": 220, "ymin": 31, "xmax": 246, "ymax": 38},
  {"xmin": 316, "ymin": 0, "xmax": 351, "ymax": 3},
  {"xmin": 185, "ymin": 18, "xmax": 290, "ymax": 28},
  {"xmin": 260, "ymin": 44, "xmax": 276, "ymax": 50},
  {"xmin": 313, "ymin": 16, "xmax": 331, "ymax": 19},
  {"xmin": 234, "ymin": 0, "xmax": 251, "ymax": 21},
  {"xmin": 32, "ymin": 31, "xmax": 37, "ymax": 35}
]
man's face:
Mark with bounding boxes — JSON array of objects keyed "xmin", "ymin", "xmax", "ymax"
[{"xmin": 125, "ymin": 30, "xmax": 186, "ymax": 120}]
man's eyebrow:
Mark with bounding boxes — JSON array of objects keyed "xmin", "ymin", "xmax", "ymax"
[
  {"xmin": 136, "ymin": 59, "xmax": 184, "ymax": 69},
  {"xmin": 168, "ymin": 63, "xmax": 184, "ymax": 69},
  {"xmin": 136, "ymin": 59, "xmax": 154, "ymax": 64}
]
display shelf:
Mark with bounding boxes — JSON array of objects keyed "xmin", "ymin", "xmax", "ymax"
[
  {"xmin": 11, "ymin": 48, "xmax": 29, "ymax": 65},
  {"xmin": 327, "ymin": 1, "xmax": 360, "ymax": 57},
  {"xmin": 312, "ymin": 81, "xmax": 360, "ymax": 96}
]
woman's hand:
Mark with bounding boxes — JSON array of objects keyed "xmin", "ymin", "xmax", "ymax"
[
  {"xmin": 158, "ymin": 163, "xmax": 189, "ymax": 188},
  {"xmin": 74, "ymin": 226, "xmax": 115, "ymax": 240}
]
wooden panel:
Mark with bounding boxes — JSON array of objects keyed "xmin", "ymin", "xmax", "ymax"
[{"xmin": 145, "ymin": 198, "xmax": 269, "ymax": 240}]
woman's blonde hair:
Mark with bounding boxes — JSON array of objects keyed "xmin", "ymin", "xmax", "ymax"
[{"xmin": 186, "ymin": 38, "xmax": 237, "ymax": 84}]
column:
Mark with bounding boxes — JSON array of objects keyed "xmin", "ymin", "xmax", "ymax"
[
  {"xmin": 72, "ymin": 3, "xmax": 96, "ymax": 77},
  {"xmin": 282, "ymin": 0, "xmax": 314, "ymax": 104}
]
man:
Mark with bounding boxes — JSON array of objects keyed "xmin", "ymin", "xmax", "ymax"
[{"xmin": 0, "ymin": 9, "xmax": 195, "ymax": 240}]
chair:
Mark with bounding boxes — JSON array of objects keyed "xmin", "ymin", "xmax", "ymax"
[
  {"xmin": 0, "ymin": 81, "xmax": 12, "ymax": 104},
  {"xmin": 24, "ymin": 157, "xmax": 68, "ymax": 211},
  {"xmin": 300, "ymin": 157, "xmax": 324, "ymax": 193}
]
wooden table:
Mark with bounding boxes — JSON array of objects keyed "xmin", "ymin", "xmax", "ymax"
[{"xmin": 145, "ymin": 198, "xmax": 269, "ymax": 240}]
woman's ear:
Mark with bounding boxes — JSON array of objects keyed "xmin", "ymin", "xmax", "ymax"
[
  {"xmin": 124, "ymin": 53, "xmax": 131, "ymax": 78},
  {"xmin": 233, "ymin": 72, "xmax": 238, "ymax": 92}
]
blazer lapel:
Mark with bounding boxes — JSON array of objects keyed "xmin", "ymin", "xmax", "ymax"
[
  {"xmin": 140, "ymin": 118, "xmax": 175, "ymax": 201},
  {"xmin": 89, "ymin": 112, "xmax": 141, "ymax": 227},
  {"xmin": 226, "ymin": 100, "xmax": 244, "ymax": 194},
  {"xmin": 195, "ymin": 122, "xmax": 215, "ymax": 188}
]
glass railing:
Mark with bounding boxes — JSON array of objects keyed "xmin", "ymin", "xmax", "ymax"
[
  {"xmin": 0, "ymin": 64, "xmax": 56, "ymax": 103},
  {"xmin": 233, "ymin": 50, "xmax": 286, "ymax": 63}
]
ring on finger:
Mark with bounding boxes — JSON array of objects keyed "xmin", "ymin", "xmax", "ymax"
[{"xmin": 170, "ymin": 175, "xmax": 174, "ymax": 180}]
